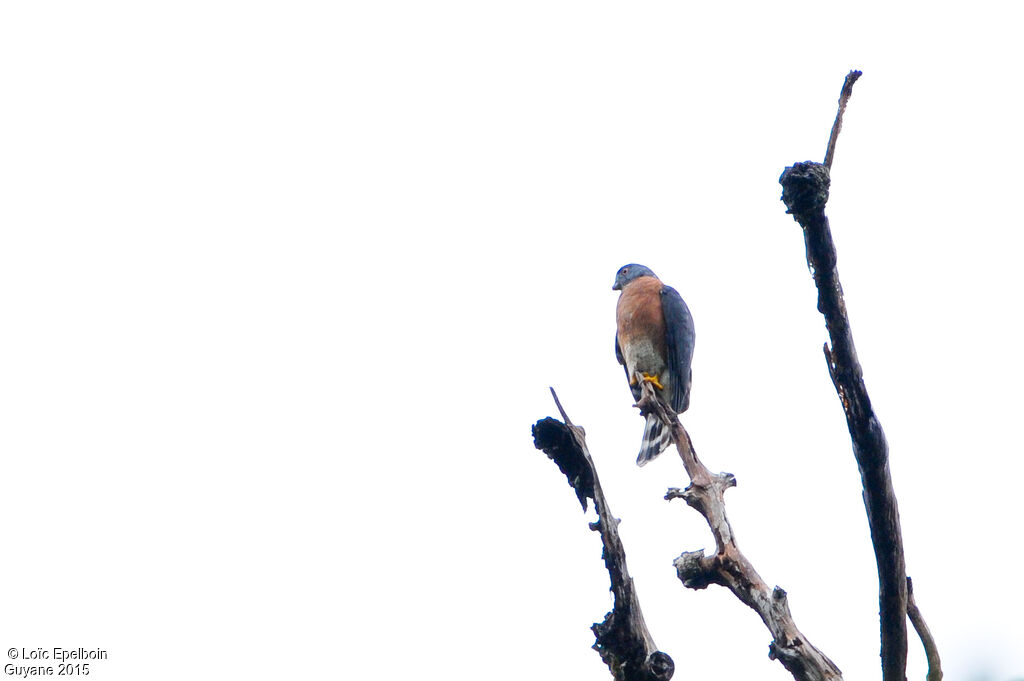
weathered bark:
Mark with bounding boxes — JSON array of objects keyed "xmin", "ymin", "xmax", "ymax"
[
  {"xmin": 531, "ymin": 389, "xmax": 674, "ymax": 681},
  {"xmin": 636, "ymin": 384, "xmax": 842, "ymax": 681},
  {"xmin": 778, "ymin": 70, "xmax": 910, "ymax": 681}
]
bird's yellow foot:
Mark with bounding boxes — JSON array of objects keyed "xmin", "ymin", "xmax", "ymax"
[{"xmin": 640, "ymin": 373, "xmax": 664, "ymax": 390}]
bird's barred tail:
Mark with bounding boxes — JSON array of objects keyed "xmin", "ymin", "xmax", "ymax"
[{"xmin": 636, "ymin": 413, "xmax": 672, "ymax": 466}]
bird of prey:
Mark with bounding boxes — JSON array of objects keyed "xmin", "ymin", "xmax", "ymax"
[{"xmin": 613, "ymin": 264, "xmax": 695, "ymax": 465}]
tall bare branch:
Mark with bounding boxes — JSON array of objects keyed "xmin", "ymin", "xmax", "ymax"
[{"xmin": 778, "ymin": 70, "xmax": 911, "ymax": 681}]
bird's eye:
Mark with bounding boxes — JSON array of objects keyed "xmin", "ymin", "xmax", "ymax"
[{"xmin": 621, "ymin": 267, "xmax": 629, "ymax": 275}]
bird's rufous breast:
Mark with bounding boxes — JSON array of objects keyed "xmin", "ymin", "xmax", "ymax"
[{"xmin": 616, "ymin": 276, "xmax": 667, "ymax": 358}]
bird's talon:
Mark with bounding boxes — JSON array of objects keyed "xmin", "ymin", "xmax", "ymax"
[{"xmin": 641, "ymin": 373, "xmax": 664, "ymax": 390}]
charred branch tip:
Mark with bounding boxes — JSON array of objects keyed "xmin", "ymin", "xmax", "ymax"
[
  {"xmin": 531, "ymin": 416, "xmax": 595, "ymax": 512},
  {"xmin": 779, "ymin": 162, "xmax": 830, "ymax": 221}
]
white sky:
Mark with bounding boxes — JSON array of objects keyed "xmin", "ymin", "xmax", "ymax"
[{"xmin": 2, "ymin": 2, "xmax": 1022, "ymax": 680}]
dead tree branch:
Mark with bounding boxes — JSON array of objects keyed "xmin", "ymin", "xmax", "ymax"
[
  {"xmin": 531, "ymin": 389, "xmax": 674, "ymax": 681},
  {"xmin": 638, "ymin": 383, "xmax": 842, "ymax": 681},
  {"xmin": 778, "ymin": 70, "xmax": 912, "ymax": 681},
  {"xmin": 907, "ymin": 578, "xmax": 942, "ymax": 681}
]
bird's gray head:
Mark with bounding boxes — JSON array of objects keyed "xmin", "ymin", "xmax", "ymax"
[{"xmin": 612, "ymin": 263, "xmax": 657, "ymax": 291}]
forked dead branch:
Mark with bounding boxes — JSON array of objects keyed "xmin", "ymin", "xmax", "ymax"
[{"xmin": 640, "ymin": 383, "xmax": 843, "ymax": 681}]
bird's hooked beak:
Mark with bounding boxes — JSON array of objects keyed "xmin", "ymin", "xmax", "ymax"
[{"xmin": 612, "ymin": 279, "xmax": 622, "ymax": 291}]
